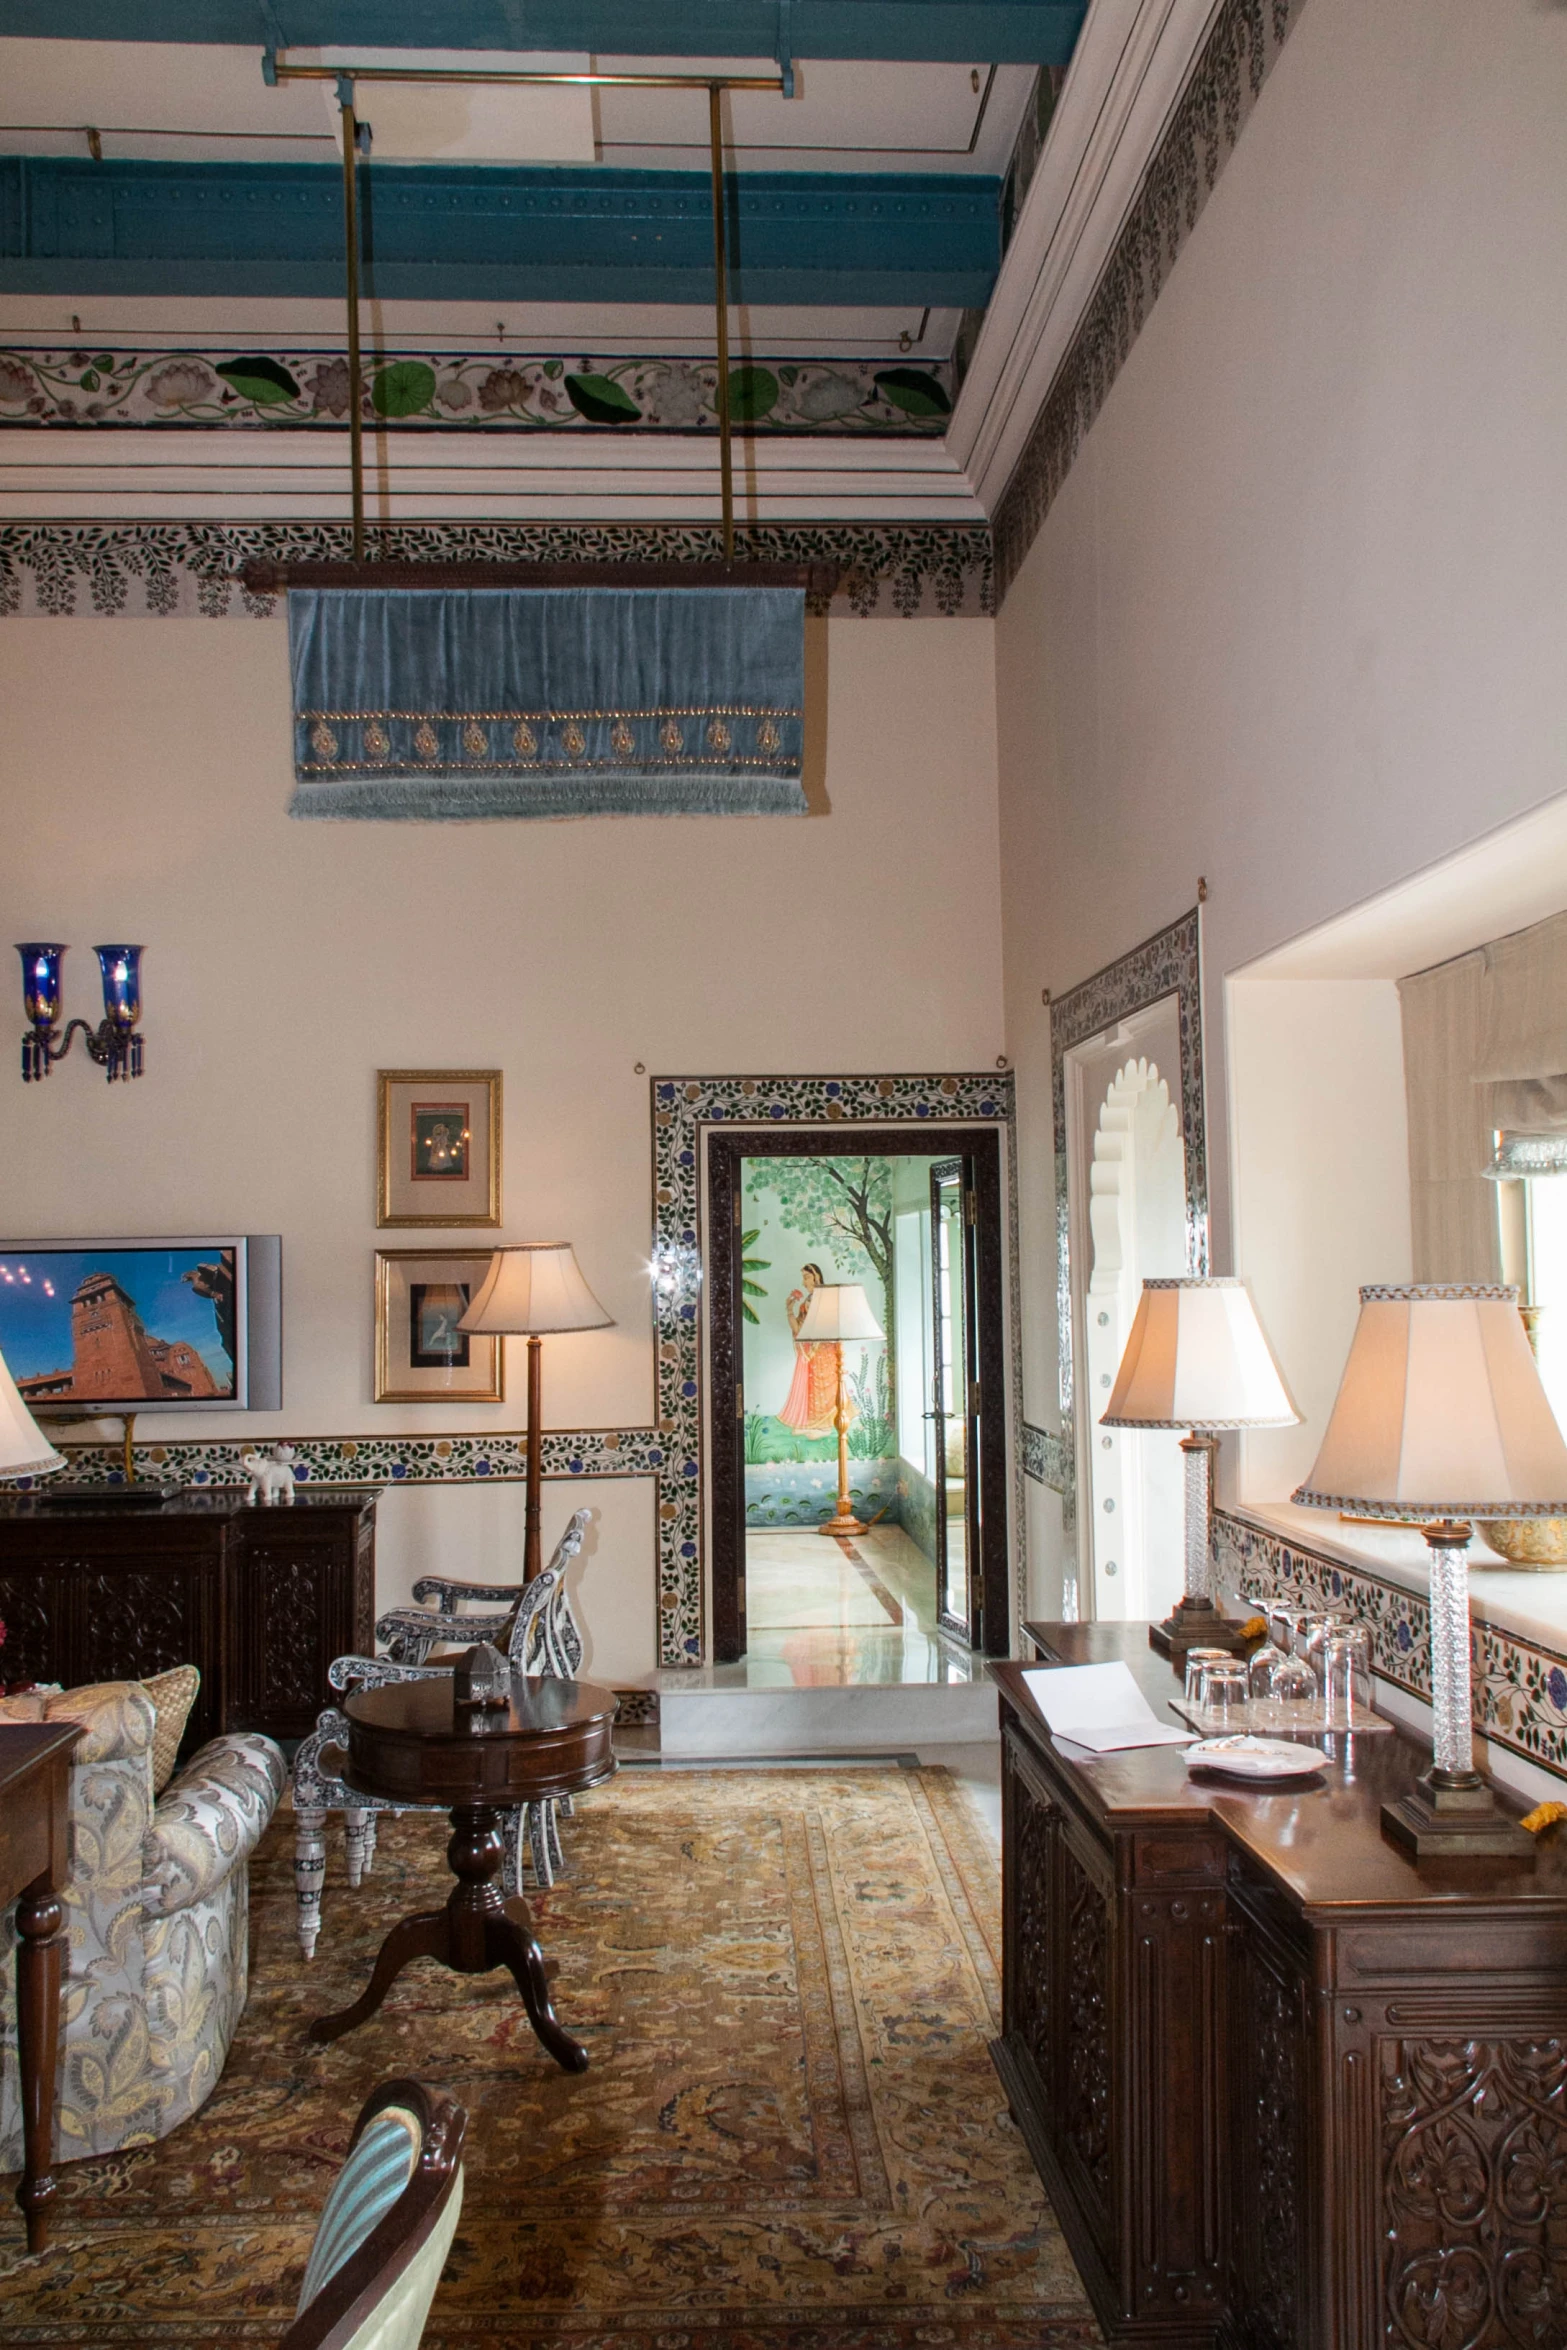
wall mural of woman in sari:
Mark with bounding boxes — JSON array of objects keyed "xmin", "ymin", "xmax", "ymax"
[{"xmin": 776, "ymin": 1262, "xmax": 852, "ymax": 1440}]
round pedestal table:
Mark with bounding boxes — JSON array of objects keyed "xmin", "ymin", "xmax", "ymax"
[{"xmin": 309, "ymin": 1672, "xmax": 616, "ymax": 2071}]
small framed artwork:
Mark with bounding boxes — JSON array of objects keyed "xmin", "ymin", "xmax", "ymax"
[
  {"xmin": 378, "ymin": 1069, "xmax": 502, "ymax": 1228},
  {"xmin": 374, "ymin": 1249, "xmax": 504, "ymax": 1403}
]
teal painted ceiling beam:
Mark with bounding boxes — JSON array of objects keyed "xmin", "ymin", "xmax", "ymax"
[
  {"xmin": 0, "ymin": 0, "xmax": 1087, "ymax": 63},
  {"xmin": 0, "ymin": 159, "xmax": 1002, "ymax": 306}
]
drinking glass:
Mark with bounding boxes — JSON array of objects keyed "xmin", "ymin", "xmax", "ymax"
[
  {"xmin": 1302, "ymin": 1612, "xmax": 1346, "ymax": 1687},
  {"xmin": 1184, "ymin": 1646, "xmax": 1232, "ymax": 1712},
  {"xmin": 1201, "ymin": 1660, "xmax": 1250, "ymax": 1732},
  {"xmin": 1270, "ymin": 1651, "xmax": 1319, "ymax": 1713},
  {"xmin": 1322, "ymin": 1626, "xmax": 1372, "ymax": 1727}
]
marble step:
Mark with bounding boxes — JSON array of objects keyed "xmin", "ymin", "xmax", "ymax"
[{"xmin": 653, "ymin": 1673, "xmax": 998, "ymax": 1756}]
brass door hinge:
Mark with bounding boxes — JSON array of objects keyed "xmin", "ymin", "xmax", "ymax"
[
  {"xmin": 964, "ymin": 1188, "xmax": 977, "ymax": 1226},
  {"xmin": 737, "ymin": 1383, "xmax": 744, "ymax": 1419},
  {"xmin": 969, "ymin": 1378, "xmax": 981, "ymax": 1417}
]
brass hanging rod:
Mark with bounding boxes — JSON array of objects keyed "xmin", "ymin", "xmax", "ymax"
[{"xmin": 271, "ymin": 61, "xmax": 788, "ymax": 91}]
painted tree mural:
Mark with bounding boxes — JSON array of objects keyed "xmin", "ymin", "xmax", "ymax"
[{"xmin": 745, "ymin": 1156, "xmax": 898, "ymax": 1425}]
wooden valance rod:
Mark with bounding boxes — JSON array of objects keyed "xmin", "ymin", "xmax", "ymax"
[{"xmin": 239, "ymin": 559, "xmax": 840, "ymax": 596}]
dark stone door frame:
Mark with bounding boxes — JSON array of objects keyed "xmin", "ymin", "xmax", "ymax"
[{"xmin": 706, "ymin": 1125, "xmax": 1009, "ymax": 1665}]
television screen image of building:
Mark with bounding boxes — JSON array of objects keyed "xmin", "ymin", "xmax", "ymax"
[{"xmin": 0, "ymin": 1249, "xmax": 238, "ymax": 1405}]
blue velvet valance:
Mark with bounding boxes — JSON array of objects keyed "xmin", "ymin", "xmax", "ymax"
[{"xmin": 288, "ymin": 584, "xmax": 806, "ymax": 819}]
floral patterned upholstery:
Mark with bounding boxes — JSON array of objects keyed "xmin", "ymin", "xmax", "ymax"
[{"xmin": 0, "ymin": 1682, "xmax": 284, "ymax": 2167}]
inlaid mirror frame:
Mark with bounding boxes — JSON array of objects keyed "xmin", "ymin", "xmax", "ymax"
[{"xmin": 1049, "ymin": 909, "xmax": 1209, "ymax": 1588}]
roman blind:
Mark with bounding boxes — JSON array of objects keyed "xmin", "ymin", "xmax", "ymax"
[{"xmin": 1399, "ymin": 904, "xmax": 1567, "ymax": 1279}]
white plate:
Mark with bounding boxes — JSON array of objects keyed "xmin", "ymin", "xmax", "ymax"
[{"xmin": 1185, "ymin": 1735, "xmax": 1330, "ymax": 1782}]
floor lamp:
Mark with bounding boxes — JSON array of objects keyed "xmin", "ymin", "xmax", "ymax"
[
  {"xmin": 796, "ymin": 1282, "xmax": 884, "ymax": 1540},
  {"xmin": 459, "ymin": 1244, "xmax": 613, "ymax": 1583},
  {"xmin": 1294, "ymin": 1282, "xmax": 1567, "ymax": 1859}
]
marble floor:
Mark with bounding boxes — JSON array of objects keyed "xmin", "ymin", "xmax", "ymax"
[{"xmin": 730, "ymin": 1524, "xmax": 982, "ymax": 1688}]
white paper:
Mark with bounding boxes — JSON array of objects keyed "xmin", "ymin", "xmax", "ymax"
[{"xmin": 1022, "ymin": 1661, "xmax": 1196, "ymax": 1752}]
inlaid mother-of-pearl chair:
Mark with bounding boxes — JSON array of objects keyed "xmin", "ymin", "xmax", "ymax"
[{"xmin": 292, "ymin": 1512, "xmax": 592, "ymax": 1961}]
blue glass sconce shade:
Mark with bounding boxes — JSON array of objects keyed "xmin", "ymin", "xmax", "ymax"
[
  {"xmin": 96, "ymin": 946, "xmax": 142, "ymax": 1030},
  {"xmin": 17, "ymin": 944, "xmax": 65, "ymax": 1028},
  {"xmin": 17, "ymin": 940, "xmax": 144, "ymax": 1082}
]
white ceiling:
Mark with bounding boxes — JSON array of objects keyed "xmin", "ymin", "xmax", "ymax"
[
  {"xmin": 0, "ymin": 293, "xmax": 959, "ymax": 359},
  {"xmin": 0, "ymin": 40, "xmax": 1032, "ymax": 175}
]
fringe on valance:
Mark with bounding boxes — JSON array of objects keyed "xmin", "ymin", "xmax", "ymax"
[{"xmin": 288, "ymin": 584, "xmax": 806, "ymax": 819}]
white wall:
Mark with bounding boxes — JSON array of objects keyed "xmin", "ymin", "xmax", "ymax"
[
  {"xmin": 996, "ymin": 0, "xmax": 1567, "ymax": 1611},
  {"xmin": 1226, "ymin": 977, "xmax": 1412, "ymax": 1503},
  {"xmin": 0, "ymin": 611, "xmax": 1002, "ymax": 1678}
]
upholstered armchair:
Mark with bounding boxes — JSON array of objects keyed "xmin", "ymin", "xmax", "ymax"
[{"xmin": 0, "ymin": 1681, "xmax": 284, "ymax": 2165}]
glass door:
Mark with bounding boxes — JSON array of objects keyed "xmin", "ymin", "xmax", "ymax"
[{"xmin": 930, "ymin": 1158, "xmax": 981, "ymax": 1644}]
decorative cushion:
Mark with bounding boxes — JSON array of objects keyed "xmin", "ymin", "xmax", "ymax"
[
  {"xmin": 142, "ymin": 1665, "xmax": 201, "ymax": 1794},
  {"xmin": 298, "ymin": 2108, "xmax": 423, "ymax": 2312}
]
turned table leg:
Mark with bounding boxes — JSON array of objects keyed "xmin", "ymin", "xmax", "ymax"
[
  {"xmin": 310, "ymin": 1804, "xmax": 588, "ymax": 2072},
  {"xmin": 15, "ymin": 1877, "xmax": 65, "ymax": 2253}
]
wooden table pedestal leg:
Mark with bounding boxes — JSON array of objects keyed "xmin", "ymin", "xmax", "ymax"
[
  {"xmin": 15, "ymin": 1878, "xmax": 65, "ymax": 2253},
  {"xmin": 310, "ymin": 1804, "xmax": 588, "ymax": 2073}
]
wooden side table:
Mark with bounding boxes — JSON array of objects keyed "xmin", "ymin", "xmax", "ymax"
[
  {"xmin": 0, "ymin": 1721, "xmax": 82, "ymax": 2252},
  {"xmin": 310, "ymin": 1674, "xmax": 616, "ymax": 2072}
]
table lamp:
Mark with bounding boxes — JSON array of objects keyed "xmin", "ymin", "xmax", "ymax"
[
  {"xmin": 1293, "ymin": 1282, "xmax": 1567, "ymax": 1859},
  {"xmin": 0, "ymin": 1344, "xmax": 66, "ymax": 1483},
  {"xmin": 1101, "ymin": 1276, "xmax": 1297, "ymax": 1660},
  {"xmin": 795, "ymin": 1282, "xmax": 885, "ymax": 1539},
  {"xmin": 459, "ymin": 1243, "xmax": 613, "ymax": 1582}
]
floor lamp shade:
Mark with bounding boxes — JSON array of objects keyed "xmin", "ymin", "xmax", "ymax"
[
  {"xmin": 0, "ymin": 1345, "xmax": 66, "ymax": 1479},
  {"xmin": 795, "ymin": 1283, "xmax": 884, "ymax": 1345},
  {"xmin": 458, "ymin": 1243, "xmax": 613, "ymax": 1337},
  {"xmin": 458, "ymin": 1244, "xmax": 612, "ymax": 1583},
  {"xmin": 1101, "ymin": 1278, "xmax": 1297, "ymax": 1431},
  {"xmin": 1101, "ymin": 1278, "xmax": 1296, "ymax": 1661},
  {"xmin": 1293, "ymin": 1284, "xmax": 1567, "ymax": 1859}
]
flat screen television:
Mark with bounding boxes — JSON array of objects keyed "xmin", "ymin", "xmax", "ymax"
[{"xmin": 0, "ymin": 1237, "xmax": 282, "ymax": 1412}]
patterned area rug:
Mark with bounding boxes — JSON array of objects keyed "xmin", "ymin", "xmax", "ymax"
[{"xmin": 0, "ymin": 1766, "xmax": 1101, "ymax": 2348}]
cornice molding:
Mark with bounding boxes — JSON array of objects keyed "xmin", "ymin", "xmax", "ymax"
[{"xmin": 985, "ymin": 0, "xmax": 1308, "ymax": 592}]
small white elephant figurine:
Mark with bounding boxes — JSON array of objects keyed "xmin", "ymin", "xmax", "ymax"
[{"xmin": 242, "ymin": 1443, "xmax": 297, "ymax": 1506}]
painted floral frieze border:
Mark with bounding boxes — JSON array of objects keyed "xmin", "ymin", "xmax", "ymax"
[
  {"xmin": 1216, "ymin": 1508, "xmax": 1567, "ymax": 1785},
  {"xmin": 1021, "ymin": 1419, "xmax": 1074, "ymax": 1505},
  {"xmin": 0, "ymin": 348, "xmax": 953, "ymax": 436},
  {"xmin": 0, "ymin": 521, "xmax": 993, "ymax": 622},
  {"xmin": 27, "ymin": 1427, "xmax": 656, "ymax": 1491},
  {"xmin": 995, "ymin": 0, "xmax": 1309, "ymax": 595}
]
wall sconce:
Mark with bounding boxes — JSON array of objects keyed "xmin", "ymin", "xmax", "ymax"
[{"xmin": 17, "ymin": 943, "xmax": 145, "ymax": 1083}]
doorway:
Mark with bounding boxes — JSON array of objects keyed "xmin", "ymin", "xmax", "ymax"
[{"xmin": 707, "ymin": 1127, "xmax": 1008, "ymax": 1668}]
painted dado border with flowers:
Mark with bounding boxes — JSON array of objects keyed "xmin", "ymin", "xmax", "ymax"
[
  {"xmin": 1216, "ymin": 1508, "xmax": 1567, "ymax": 1787},
  {"xmin": 40, "ymin": 1068, "xmax": 1018, "ymax": 1670},
  {"xmin": 0, "ymin": 521, "xmax": 992, "ymax": 622}
]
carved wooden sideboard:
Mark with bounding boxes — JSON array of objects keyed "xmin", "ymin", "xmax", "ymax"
[
  {"xmin": 0, "ymin": 1489, "xmax": 378, "ymax": 1750},
  {"xmin": 993, "ymin": 1624, "xmax": 1567, "ymax": 2350}
]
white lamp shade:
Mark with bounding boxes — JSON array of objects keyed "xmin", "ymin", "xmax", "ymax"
[
  {"xmin": 1101, "ymin": 1277, "xmax": 1298, "ymax": 1430},
  {"xmin": 0, "ymin": 1344, "xmax": 66, "ymax": 1479},
  {"xmin": 1292, "ymin": 1283, "xmax": 1567, "ymax": 1517},
  {"xmin": 796, "ymin": 1283, "xmax": 884, "ymax": 1344},
  {"xmin": 457, "ymin": 1243, "xmax": 613, "ymax": 1337}
]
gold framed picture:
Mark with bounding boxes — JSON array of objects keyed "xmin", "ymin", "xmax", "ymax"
[
  {"xmin": 374, "ymin": 1249, "xmax": 504, "ymax": 1404},
  {"xmin": 377, "ymin": 1069, "xmax": 502, "ymax": 1228}
]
